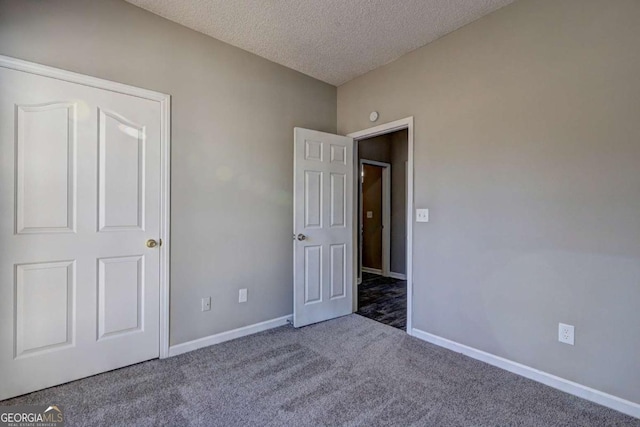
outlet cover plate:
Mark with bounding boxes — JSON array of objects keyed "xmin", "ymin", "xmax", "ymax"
[
  {"xmin": 558, "ymin": 323, "xmax": 575, "ymax": 345},
  {"xmin": 239, "ymin": 288, "xmax": 248, "ymax": 303},
  {"xmin": 416, "ymin": 208, "xmax": 429, "ymax": 222}
]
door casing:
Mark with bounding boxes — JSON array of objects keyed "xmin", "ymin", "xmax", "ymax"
[
  {"xmin": 348, "ymin": 117, "xmax": 414, "ymax": 334},
  {"xmin": 0, "ymin": 55, "xmax": 172, "ymax": 358},
  {"xmin": 359, "ymin": 159, "xmax": 391, "ymax": 278}
]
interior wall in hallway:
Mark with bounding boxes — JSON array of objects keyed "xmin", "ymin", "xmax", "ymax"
[{"xmin": 358, "ymin": 131, "xmax": 408, "ymax": 275}]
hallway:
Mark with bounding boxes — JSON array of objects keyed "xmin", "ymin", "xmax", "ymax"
[{"xmin": 356, "ymin": 272, "xmax": 407, "ymax": 330}]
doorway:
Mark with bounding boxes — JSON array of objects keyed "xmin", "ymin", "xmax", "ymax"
[
  {"xmin": 353, "ymin": 125, "xmax": 410, "ymax": 331},
  {"xmin": 292, "ymin": 117, "xmax": 413, "ymax": 334},
  {"xmin": 360, "ymin": 160, "xmax": 390, "ymax": 277}
]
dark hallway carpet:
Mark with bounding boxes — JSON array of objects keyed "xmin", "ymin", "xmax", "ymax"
[
  {"xmin": 2, "ymin": 315, "xmax": 638, "ymax": 426},
  {"xmin": 357, "ymin": 272, "xmax": 407, "ymax": 330}
]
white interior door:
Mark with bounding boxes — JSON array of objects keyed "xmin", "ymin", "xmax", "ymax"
[
  {"xmin": 293, "ymin": 128, "xmax": 353, "ymax": 327},
  {"xmin": 0, "ymin": 65, "xmax": 162, "ymax": 400}
]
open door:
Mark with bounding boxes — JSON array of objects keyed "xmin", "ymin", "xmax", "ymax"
[{"xmin": 293, "ymin": 128, "xmax": 354, "ymax": 327}]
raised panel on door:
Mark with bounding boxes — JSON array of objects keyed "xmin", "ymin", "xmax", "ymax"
[
  {"xmin": 304, "ymin": 246, "xmax": 322, "ymax": 304},
  {"xmin": 98, "ymin": 109, "xmax": 145, "ymax": 232},
  {"xmin": 330, "ymin": 144, "xmax": 346, "ymax": 165},
  {"xmin": 15, "ymin": 102, "xmax": 76, "ymax": 234},
  {"xmin": 330, "ymin": 244, "xmax": 346, "ymax": 299},
  {"xmin": 305, "ymin": 140, "xmax": 323, "ymax": 162},
  {"xmin": 330, "ymin": 173, "xmax": 346, "ymax": 228},
  {"xmin": 97, "ymin": 256, "xmax": 144, "ymax": 340},
  {"xmin": 15, "ymin": 261, "xmax": 75, "ymax": 358},
  {"xmin": 305, "ymin": 171, "xmax": 322, "ymax": 228}
]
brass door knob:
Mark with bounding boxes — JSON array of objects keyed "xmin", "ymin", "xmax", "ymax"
[{"xmin": 146, "ymin": 239, "xmax": 158, "ymax": 248}]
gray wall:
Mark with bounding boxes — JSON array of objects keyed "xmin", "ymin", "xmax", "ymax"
[
  {"xmin": 358, "ymin": 131, "xmax": 408, "ymax": 275},
  {"xmin": 0, "ymin": 0, "xmax": 336, "ymax": 346},
  {"xmin": 390, "ymin": 130, "xmax": 408, "ymax": 275},
  {"xmin": 358, "ymin": 134, "xmax": 392, "ymax": 163},
  {"xmin": 339, "ymin": 0, "xmax": 640, "ymax": 404}
]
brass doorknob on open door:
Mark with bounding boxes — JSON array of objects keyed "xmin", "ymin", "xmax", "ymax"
[
  {"xmin": 296, "ymin": 234, "xmax": 306, "ymax": 241},
  {"xmin": 146, "ymin": 239, "xmax": 158, "ymax": 248}
]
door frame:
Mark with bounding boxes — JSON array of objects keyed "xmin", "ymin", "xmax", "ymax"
[
  {"xmin": 0, "ymin": 55, "xmax": 172, "ymax": 358},
  {"xmin": 359, "ymin": 159, "xmax": 391, "ymax": 278},
  {"xmin": 348, "ymin": 117, "xmax": 414, "ymax": 334}
]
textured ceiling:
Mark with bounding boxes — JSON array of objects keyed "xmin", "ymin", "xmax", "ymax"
[{"xmin": 125, "ymin": 0, "xmax": 515, "ymax": 86}]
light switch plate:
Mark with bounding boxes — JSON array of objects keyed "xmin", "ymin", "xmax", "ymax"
[
  {"xmin": 239, "ymin": 288, "xmax": 248, "ymax": 303},
  {"xmin": 367, "ymin": 211, "xmax": 373, "ymax": 218},
  {"xmin": 201, "ymin": 297, "xmax": 211, "ymax": 312},
  {"xmin": 416, "ymin": 209, "xmax": 429, "ymax": 222}
]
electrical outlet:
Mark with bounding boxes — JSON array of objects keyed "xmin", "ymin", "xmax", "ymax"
[
  {"xmin": 239, "ymin": 288, "xmax": 248, "ymax": 303},
  {"xmin": 416, "ymin": 208, "xmax": 429, "ymax": 222},
  {"xmin": 558, "ymin": 323, "xmax": 574, "ymax": 345},
  {"xmin": 201, "ymin": 297, "xmax": 211, "ymax": 312}
]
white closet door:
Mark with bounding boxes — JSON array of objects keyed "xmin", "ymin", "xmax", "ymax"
[{"xmin": 0, "ymin": 66, "xmax": 162, "ymax": 400}]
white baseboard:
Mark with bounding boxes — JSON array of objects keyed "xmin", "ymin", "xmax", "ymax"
[
  {"xmin": 169, "ymin": 314, "xmax": 292, "ymax": 357},
  {"xmin": 361, "ymin": 268, "xmax": 406, "ymax": 280},
  {"xmin": 361, "ymin": 267, "xmax": 382, "ymax": 275},
  {"xmin": 411, "ymin": 328, "xmax": 640, "ymax": 419}
]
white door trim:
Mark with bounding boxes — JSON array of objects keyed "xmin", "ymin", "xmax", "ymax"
[
  {"xmin": 359, "ymin": 159, "xmax": 391, "ymax": 277},
  {"xmin": 348, "ymin": 117, "xmax": 414, "ymax": 334},
  {"xmin": 0, "ymin": 54, "xmax": 172, "ymax": 358}
]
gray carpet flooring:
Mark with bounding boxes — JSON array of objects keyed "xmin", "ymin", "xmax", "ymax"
[{"xmin": 2, "ymin": 315, "xmax": 638, "ymax": 426}]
